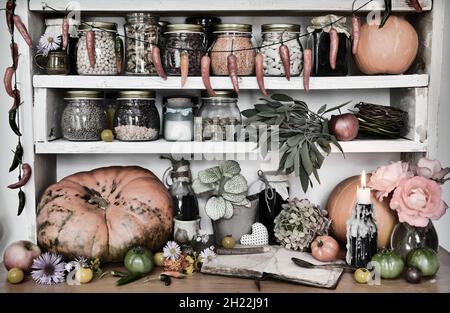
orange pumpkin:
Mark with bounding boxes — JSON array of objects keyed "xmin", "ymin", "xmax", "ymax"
[
  {"xmin": 37, "ymin": 166, "xmax": 173, "ymax": 262},
  {"xmin": 326, "ymin": 175, "xmax": 398, "ymax": 249},
  {"xmin": 354, "ymin": 16, "xmax": 418, "ymax": 75}
]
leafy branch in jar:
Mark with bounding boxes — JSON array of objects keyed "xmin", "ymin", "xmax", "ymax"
[{"xmin": 242, "ymin": 94, "xmax": 350, "ymax": 193}]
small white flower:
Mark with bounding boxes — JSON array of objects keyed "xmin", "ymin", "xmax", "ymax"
[
  {"xmin": 200, "ymin": 248, "xmax": 216, "ymax": 265},
  {"xmin": 37, "ymin": 32, "xmax": 61, "ymax": 56},
  {"xmin": 163, "ymin": 241, "xmax": 181, "ymax": 261}
]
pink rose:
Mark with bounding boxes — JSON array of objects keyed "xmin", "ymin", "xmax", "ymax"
[
  {"xmin": 390, "ymin": 176, "xmax": 448, "ymax": 227},
  {"xmin": 368, "ymin": 161, "xmax": 411, "ymax": 200},
  {"xmin": 416, "ymin": 158, "xmax": 450, "ymax": 181}
]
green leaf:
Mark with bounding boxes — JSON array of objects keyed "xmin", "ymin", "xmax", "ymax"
[
  {"xmin": 192, "ymin": 179, "xmax": 215, "ymax": 195},
  {"xmin": 223, "ymin": 200, "xmax": 234, "ymax": 219},
  {"xmin": 271, "ymin": 94, "xmax": 293, "ymax": 102},
  {"xmin": 275, "ymin": 114, "xmax": 285, "ymax": 125},
  {"xmin": 312, "ymin": 167, "xmax": 321, "ymax": 184},
  {"xmin": 317, "ymin": 138, "xmax": 331, "ymax": 155},
  {"xmin": 205, "ymin": 197, "xmax": 226, "ymax": 221},
  {"xmin": 299, "ymin": 165, "xmax": 310, "ymax": 193},
  {"xmin": 258, "ymin": 128, "xmax": 269, "ymax": 159},
  {"xmin": 284, "ymin": 148, "xmax": 297, "ymax": 170},
  {"xmin": 222, "ymin": 192, "xmax": 247, "ymax": 203},
  {"xmin": 301, "ymin": 142, "xmax": 314, "ymax": 175},
  {"xmin": 242, "ymin": 109, "xmax": 258, "ymax": 118},
  {"xmin": 219, "ymin": 160, "xmax": 241, "ymax": 177},
  {"xmin": 330, "ymin": 135, "xmax": 345, "ymax": 157},
  {"xmin": 310, "ymin": 143, "xmax": 325, "ymax": 168},
  {"xmin": 257, "ymin": 112, "xmax": 279, "ymax": 118},
  {"xmin": 318, "ymin": 104, "xmax": 327, "ymax": 115},
  {"xmin": 286, "ymin": 135, "xmax": 302, "ymax": 148},
  {"xmin": 294, "ymin": 146, "xmax": 300, "ymax": 178},
  {"xmin": 223, "ymin": 174, "xmax": 248, "ymax": 194},
  {"xmin": 255, "ymin": 103, "xmax": 274, "ymax": 112},
  {"xmin": 323, "ymin": 100, "xmax": 352, "ymax": 114},
  {"xmin": 322, "ymin": 120, "xmax": 330, "ymax": 135},
  {"xmin": 198, "ymin": 166, "xmax": 222, "ymax": 184}
]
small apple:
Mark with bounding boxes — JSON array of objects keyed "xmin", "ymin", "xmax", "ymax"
[
  {"xmin": 221, "ymin": 235, "xmax": 236, "ymax": 249},
  {"xmin": 3, "ymin": 240, "xmax": 41, "ymax": 273}
]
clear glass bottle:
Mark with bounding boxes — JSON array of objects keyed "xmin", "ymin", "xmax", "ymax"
[
  {"xmin": 76, "ymin": 22, "xmax": 121, "ymax": 75},
  {"xmin": 124, "ymin": 13, "xmax": 159, "ymax": 75},
  {"xmin": 163, "ymin": 96, "xmax": 194, "ymax": 142},
  {"xmin": 61, "ymin": 90, "xmax": 107, "ymax": 141},
  {"xmin": 114, "ymin": 91, "xmax": 160, "ymax": 141},
  {"xmin": 198, "ymin": 90, "xmax": 242, "ymax": 141},
  {"xmin": 260, "ymin": 24, "xmax": 303, "ymax": 76},
  {"xmin": 162, "ymin": 24, "xmax": 205, "ymax": 76},
  {"xmin": 210, "ymin": 24, "xmax": 255, "ymax": 76}
]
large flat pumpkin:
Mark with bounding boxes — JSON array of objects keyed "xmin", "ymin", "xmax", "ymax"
[{"xmin": 37, "ymin": 166, "xmax": 173, "ymax": 262}]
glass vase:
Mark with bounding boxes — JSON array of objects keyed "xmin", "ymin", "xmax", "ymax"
[{"xmin": 390, "ymin": 222, "xmax": 439, "ymax": 260}]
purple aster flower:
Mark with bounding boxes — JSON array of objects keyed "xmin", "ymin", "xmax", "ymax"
[{"xmin": 31, "ymin": 252, "xmax": 66, "ymax": 285}]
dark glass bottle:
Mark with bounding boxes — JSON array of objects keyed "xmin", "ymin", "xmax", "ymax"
[
  {"xmin": 185, "ymin": 17, "xmax": 222, "ymax": 50},
  {"xmin": 312, "ymin": 29, "xmax": 349, "ymax": 76}
]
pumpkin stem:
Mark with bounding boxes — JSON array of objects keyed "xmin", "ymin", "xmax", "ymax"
[
  {"xmin": 316, "ymin": 240, "xmax": 323, "ymax": 248},
  {"xmin": 88, "ymin": 196, "xmax": 109, "ymax": 209}
]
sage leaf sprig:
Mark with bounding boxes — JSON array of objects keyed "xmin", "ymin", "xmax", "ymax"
[{"xmin": 242, "ymin": 94, "xmax": 348, "ymax": 192}]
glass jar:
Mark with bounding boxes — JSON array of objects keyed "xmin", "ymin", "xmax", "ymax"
[
  {"xmin": 185, "ymin": 17, "xmax": 222, "ymax": 50},
  {"xmin": 163, "ymin": 97, "xmax": 194, "ymax": 142},
  {"xmin": 76, "ymin": 22, "xmax": 121, "ymax": 75},
  {"xmin": 162, "ymin": 24, "xmax": 205, "ymax": 76},
  {"xmin": 390, "ymin": 222, "xmax": 439, "ymax": 260},
  {"xmin": 198, "ymin": 90, "xmax": 242, "ymax": 141},
  {"xmin": 124, "ymin": 13, "xmax": 159, "ymax": 75},
  {"xmin": 158, "ymin": 20, "xmax": 170, "ymax": 46},
  {"xmin": 114, "ymin": 91, "xmax": 160, "ymax": 141},
  {"xmin": 104, "ymin": 92, "xmax": 117, "ymax": 130},
  {"xmin": 61, "ymin": 90, "xmax": 107, "ymax": 141},
  {"xmin": 210, "ymin": 24, "xmax": 255, "ymax": 76},
  {"xmin": 260, "ymin": 24, "xmax": 303, "ymax": 77}
]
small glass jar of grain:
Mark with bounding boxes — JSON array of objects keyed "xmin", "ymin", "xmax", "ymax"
[{"xmin": 210, "ymin": 24, "xmax": 255, "ymax": 76}]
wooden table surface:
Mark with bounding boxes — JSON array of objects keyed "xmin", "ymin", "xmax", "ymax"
[{"xmin": 1, "ymin": 249, "xmax": 449, "ymax": 293}]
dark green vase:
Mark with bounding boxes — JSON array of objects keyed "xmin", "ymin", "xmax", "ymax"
[{"xmin": 390, "ymin": 222, "xmax": 439, "ymax": 260}]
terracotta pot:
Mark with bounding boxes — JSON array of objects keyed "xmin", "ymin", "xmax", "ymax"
[
  {"xmin": 326, "ymin": 175, "xmax": 398, "ymax": 248},
  {"xmin": 354, "ymin": 16, "xmax": 418, "ymax": 75}
]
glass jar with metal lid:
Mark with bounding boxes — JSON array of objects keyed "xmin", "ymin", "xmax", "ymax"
[
  {"xmin": 210, "ymin": 24, "xmax": 255, "ymax": 76},
  {"xmin": 124, "ymin": 13, "xmax": 160, "ymax": 75},
  {"xmin": 76, "ymin": 21, "xmax": 121, "ymax": 75},
  {"xmin": 163, "ymin": 96, "xmax": 194, "ymax": 142},
  {"xmin": 260, "ymin": 24, "xmax": 303, "ymax": 77},
  {"xmin": 162, "ymin": 24, "xmax": 206, "ymax": 76},
  {"xmin": 61, "ymin": 90, "xmax": 107, "ymax": 141},
  {"xmin": 114, "ymin": 91, "xmax": 160, "ymax": 141},
  {"xmin": 197, "ymin": 90, "xmax": 242, "ymax": 141}
]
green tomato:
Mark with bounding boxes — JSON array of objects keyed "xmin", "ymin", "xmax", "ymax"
[
  {"xmin": 8, "ymin": 268, "xmax": 24, "ymax": 284},
  {"xmin": 124, "ymin": 246, "xmax": 154, "ymax": 275},
  {"xmin": 371, "ymin": 249, "xmax": 404, "ymax": 279},
  {"xmin": 407, "ymin": 248, "xmax": 439, "ymax": 277},
  {"xmin": 354, "ymin": 268, "xmax": 370, "ymax": 284},
  {"xmin": 101, "ymin": 129, "xmax": 114, "ymax": 142}
]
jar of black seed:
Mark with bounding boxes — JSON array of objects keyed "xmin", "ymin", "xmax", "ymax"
[
  {"xmin": 114, "ymin": 91, "xmax": 160, "ymax": 141},
  {"xmin": 62, "ymin": 90, "xmax": 107, "ymax": 141},
  {"xmin": 162, "ymin": 24, "xmax": 205, "ymax": 76}
]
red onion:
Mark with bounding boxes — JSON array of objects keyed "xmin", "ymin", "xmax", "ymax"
[
  {"xmin": 3, "ymin": 240, "xmax": 41, "ymax": 273},
  {"xmin": 329, "ymin": 113, "xmax": 359, "ymax": 141}
]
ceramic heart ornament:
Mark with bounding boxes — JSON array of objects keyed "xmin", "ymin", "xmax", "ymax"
[{"xmin": 240, "ymin": 223, "xmax": 269, "ymax": 246}]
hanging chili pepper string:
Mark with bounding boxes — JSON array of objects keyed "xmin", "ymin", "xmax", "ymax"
[{"xmin": 41, "ymin": 0, "xmax": 374, "ymax": 54}]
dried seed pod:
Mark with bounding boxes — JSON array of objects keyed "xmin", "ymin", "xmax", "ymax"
[
  {"xmin": 227, "ymin": 54, "xmax": 239, "ymax": 94},
  {"xmin": 152, "ymin": 46, "xmax": 167, "ymax": 80},
  {"xmin": 13, "ymin": 15, "xmax": 33, "ymax": 48},
  {"xmin": 62, "ymin": 18, "xmax": 69, "ymax": 50},
  {"xmin": 4, "ymin": 66, "xmax": 15, "ymax": 98},
  {"xmin": 279, "ymin": 44, "xmax": 291, "ymax": 81},
  {"xmin": 201, "ymin": 54, "xmax": 216, "ymax": 96},
  {"xmin": 86, "ymin": 30, "xmax": 96, "ymax": 68},
  {"xmin": 329, "ymin": 29, "xmax": 339, "ymax": 70},
  {"xmin": 255, "ymin": 52, "xmax": 268, "ymax": 96},
  {"xmin": 8, "ymin": 163, "xmax": 32, "ymax": 189},
  {"xmin": 303, "ymin": 49, "xmax": 312, "ymax": 92},
  {"xmin": 180, "ymin": 51, "xmax": 189, "ymax": 87},
  {"xmin": 352, "ymin": 16, "xmax": 361, "ymax": 55}
]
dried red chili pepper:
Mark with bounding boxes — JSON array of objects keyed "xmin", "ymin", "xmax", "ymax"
[
  {"xmin": 352, "ymin": 16, "xmax": 361, "ymax": 55},
  {"xmin": 201, "ymin": 54, "xmax": 216, "ymax": 96},
  {"xmin": 5, "ymin": 0, "xmax": 15, "ymax": 35},
  {"xmin": 151, "ymin": 46, "xmax": 167, "ymax": 80},
  {"xmin": 13, "ymin": 15, "xmax": 33, "ymax": 47},
  {"xmin": 8, "ymin": 163, "xmax": 32, "ymax": 189},
  {"xmin": 408, "ymin": 0, "xmax": 423, "ymax": 13},
  {"xmin": 86, "ymin": 30, "xmax": 96, "ymax": 68},
  {"xmin": 329, "ymin": 29, "xmax": 339, "ymax": 70},
  {"xmin": 279, "ymin": 44, "xmax": 291, "ymax": 81},
  {"xmin": 180, "ymin": 51, "xmax": 189, "ymax": 87},
  {"xmin": 4, "ymin": 66, "xmax": 15, "ymax": 98},
  {"xmin": 255, "ymin": 52, "xmax": 268, "ymax": 96},
  {"xmin": 227, "ymin": 54, "xmax": 239, "ymax": 95},
  {"xmin": 303, "ymin": 48, "xmax": 312, "ymax": 93},
  {"xmin": 62, "ymin": 18, "xmax": 69, "ymax": 50},
  {"xmin": 10, "ymin": 42, "xmax": 18, "ymax": 67}
]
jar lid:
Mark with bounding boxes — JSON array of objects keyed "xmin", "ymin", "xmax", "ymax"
[
  {"xmin": 213, "ymin": 23, "xmax": 252, "ymax": 33},
  {"xmin": 201, "ymin": 90, "xmax": 238, "ymax": 99},
  {"xmin": 261, "ymin": 23, "xmax": 301, "ymax": 33},
  {"xmin": 64, "ymin": 90, "xmax": 103, "ymax": 99},
  {"xmin": 45, "ymin": 18, "xmax": 80, "ymax": 27},
  {"xmin": 117, "ymin": 91, "xmax": 156, "ymax": 99},
  {"xmin": 185, "ymin": 17, "xmax": 222, "ymax": 26},
  {"xmin": 125, "ymin": 13, "xmax": 159, "ymax": 23},
  {"xmin": 164, "ymin": 24, "xmax": 204, "ymax": 33},
  {"xmin": 79, "ymin": 21, "xmax": 118, "ymax": 32},
  {"xmin": 159, "ymin": 20, "xmax": 171, "ymax": 28},
  {"xmin": 166, "ymin": 96, "xmax": 194, "ymax": 108}
]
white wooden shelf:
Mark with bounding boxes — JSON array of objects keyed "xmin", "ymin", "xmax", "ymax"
[
  {"xmin": 34, "ymin": 139, "xmax": 426, "ymax": 154},
  {"xmin": 29, "ymin": 0, "xmax": 432, "ymax": 13},
  {"xmin": 33, "ymin": 75, "xmax": 429, "ymax": 91}
]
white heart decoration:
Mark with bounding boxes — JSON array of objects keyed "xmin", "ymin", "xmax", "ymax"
[{"xmin": 240, "ymin": 223, "xmax": 269, "ymax": 246}]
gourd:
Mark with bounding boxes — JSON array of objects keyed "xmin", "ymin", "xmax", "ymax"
[
  {"xmin": 354, "ymin": 16, "xmax": 418, "ymax": 75},
  {"xmin": 37, "ymin": 166, "xmax": 173, "ymax": 262},
  {"xmin": 326, "ymin": 175, "xmax": 397, "ymax": 248}
]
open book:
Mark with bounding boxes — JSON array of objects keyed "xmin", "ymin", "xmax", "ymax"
[{"xmin": 201, "ymin": 246, "xmax": 343, "ymax": 289}]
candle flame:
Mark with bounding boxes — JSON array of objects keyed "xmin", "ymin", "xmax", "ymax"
[{"xmin": 361, "ymin": 170, "xmax": 367, "ymax": 189}]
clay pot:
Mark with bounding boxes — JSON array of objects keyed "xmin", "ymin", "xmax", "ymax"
[
  {"xmin": 326, "ymin": 175, "xmax": 398, "ymax": 248},
  {"xmin": 354, "ymin": 16, "xmax": 418, "ymax": 75}
]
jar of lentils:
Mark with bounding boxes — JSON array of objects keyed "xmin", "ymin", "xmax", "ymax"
[
  {"xmin": 260, "ymin": 24, "xmax": 303, "ymax": 76},
  {"xmin": 114, "ymin": 91, "xmax": 160, "ymax": 141},
  {"xmin": 124, "ymin": 13, "xmax": 159, "ymax": 75},
  {"xmin": 76, "ymin": 22, "xmax": 121, "ymax": 75},
  {"xmin": 210, "ymin": 24, "xmax": 255, "ymax": 76},
  {"xmin": 62, "ymin": 90, "xmax": 107, "ymax": 141},
  {"xmin": 198, "ymin": 90, "xmax": 242, "ymax": 141},
  {"xmin": 162, "ymin": 24, "xmax": 205, "ymax": 76}
]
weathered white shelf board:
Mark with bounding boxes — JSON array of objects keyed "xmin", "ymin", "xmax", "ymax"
[
  {"xmin": 29, "ymin": 0, "xmax": 432, "ymax": 13},
  {"xmin": 33, "ymin": 75, "xmax": 429, "ymax": 90},
  {"xmin": 35, "ymin": 139, "xmax": 426, "ymax": 154}
]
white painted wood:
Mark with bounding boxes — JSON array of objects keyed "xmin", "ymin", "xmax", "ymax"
[
  {"xmin": 34, "ymin": 138, "xmax": 426, "ymax": 155},
  {"xmin": 29, "ymin": 0, "xmax": 432, "ymax": 12},
  {"xmin": 33, "ymin": 75, "xmax": 429, "ymax": 90}
]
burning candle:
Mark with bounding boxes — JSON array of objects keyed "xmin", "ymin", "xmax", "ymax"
[{"xmin": 356, "ymin": 170, "xmax": 371, "ymax": 205}]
